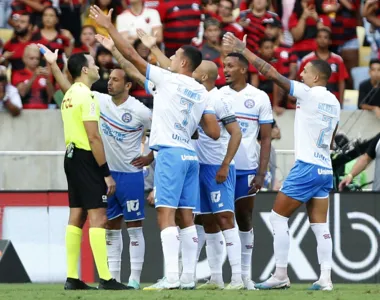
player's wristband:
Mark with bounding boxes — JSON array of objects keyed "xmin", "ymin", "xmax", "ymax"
[{"xmin": 100, "ymin": 162, "xmax": 111, "ymax": 177}]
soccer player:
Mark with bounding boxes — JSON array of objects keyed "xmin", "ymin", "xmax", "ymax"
[
  {"xmin": 220, "ymin": 52, "xmax": 273, "ymax": 290},
  {"xmin": 39, "ymin": 43, "xmax": 153, "ymax": 289},
  {"xmin": 37, "ymin": 46, "xmax": 128, "ymax": 290},
  {"xmin": 192, "ymin": 60, "xmax": 243, "ymax": 290},
  {"xmin": 90, "ymin": 6, "xmax": 220, "ymax": 290},
  {"xmin": 223, "ymin": 33, "xmax": 340, "ymax": 291}
]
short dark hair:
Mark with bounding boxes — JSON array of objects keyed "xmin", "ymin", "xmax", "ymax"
[
  {"xmin": 112, "ymin": 67, "xmax": 132, "ymax": 84},
  {"xmin": 180, "ymin": 45, "xmax": 203, "ymax": 72},
  {"xmin": 226, "ymin": 52, "xmax": 249, "ymax": 68},
  {"xmin": 67, "ymin": 53, "xmax": 89, "ymax": 80},
  {"xmin": 204, "ymin": 18, "xmax": 220, "ymax": 29},
  {"xmin": 221, "ymin": 0, "xmax": 234, "ymax": 9},
  {"xmin": 81, "ymin": 25, "xmax": 97, "ymax": 34},
  {"xmin": 310, "ymin": 60, "xmax": 332, "ymax": 81},
  {"xmin": 259, "ymin": 37, "xmax": 275, "ymax": 48},
  {"xmin": 369, "ymin": 59, "xmax": 380, "ymax": 67},
  {"xmin": 317, "ymin": 28, "xmax": 332, "ymax": 40}
]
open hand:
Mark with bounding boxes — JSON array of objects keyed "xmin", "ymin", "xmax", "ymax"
[
  {"xmin": 37, "ymin": 44, "xmax": 58, "ymax": 65},
  {"xmin": 89, "ymin": 5, "xmax": 113, "ymax": 29},
  {"xmin": 95, "ymin": 34, "xmax": 114, "ymax": 51},
  {"xmin": 223, "ymin": 32, "xmax": 246, "ymax": 54},
  {"xmin": 136, "ymin": 28, "xmax": 157, "ymax": 49}
]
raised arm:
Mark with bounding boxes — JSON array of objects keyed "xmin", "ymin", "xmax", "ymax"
[
  {"xmin": 223, "ymin": 33, "xmax": 291, "ymax": 93},
  {"xmin": 95, "ymin": 34, "xmax": 147, "ymax": 88},
  {"xmin": 89, "ymin": 6, "xmax": 148, "ymax": 75},
  {"xmin": 37, "ymin": 44, "xmax": 71, "ymax": 93}
]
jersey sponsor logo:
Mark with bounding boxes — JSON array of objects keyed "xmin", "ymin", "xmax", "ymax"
[
  {"xmin": 211, "ymin": 190, "xmax": 221, "ymax": 203},
  {"xmin": 172, "ymin": 133, "xmax": 190, "ymax": 144},
  {"xmin": 101, "ymin": 123, "xmax": 128, "ymax": 141},
  {"xmin": 237, "ymin": 120, "xmax": 249, "ymax": 134},
  {"xmin": 38, "ymin": 78, "xmax": 47, "ymax": 87},
  {"xmin": 181, "ymin": 154, "xmax": 198, "ymax": 161},
  {"xmin": 126, "ymin": 199, "xmax": 140, "ymax": 212},
  {"xmin": 122, "ymin": 112, "xmax": 132, "ymax": 123},
  {"xmin": 244, "ymin": 99, "xmax": 255, "ymax": 108},
  {"xmin": 318, "ymin": 168, "xmax": 333, "ymax": 175},
  {"xmin": 314, "ymin": 152, "xmax": 329, "ymax": 163}
]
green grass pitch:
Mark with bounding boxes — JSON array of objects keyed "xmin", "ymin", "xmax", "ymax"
[{"xmin": 0, "ymin": 284, "xmax": 380, "ymax": 300}]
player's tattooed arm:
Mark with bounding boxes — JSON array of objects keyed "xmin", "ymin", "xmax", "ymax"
[{"xmin": 223, "ymin": 33, "xmax": 291, "ymax": 93}]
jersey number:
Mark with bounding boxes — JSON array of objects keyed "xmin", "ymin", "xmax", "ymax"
[
  {"xmin": 61, "ymin": 98, "xmax": 73, "ymax": 110},
  {"xmin": 175, "ymin": 98, "xmax": 194, "ymax": 131},
  {"xmin": 317, "ymin": 115, "xmax": 333, "ymax": 149}
]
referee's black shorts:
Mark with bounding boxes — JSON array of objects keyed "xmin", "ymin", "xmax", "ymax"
[{"xmin": 64, "ymin": 147, "xmax": 108, "ymax": 210}]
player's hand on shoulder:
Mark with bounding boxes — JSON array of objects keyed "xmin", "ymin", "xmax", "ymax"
[
  {"xmin": 216, "ymin": 164, "xmax": 229, "ymax": 184},
  {"xmin": 104, "ymin": 175, "xmax": 116, "ymax": 196}
]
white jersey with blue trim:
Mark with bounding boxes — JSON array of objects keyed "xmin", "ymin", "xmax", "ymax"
[
  {"xmin": 195, "ymin": 87, "xmax": 235, "ymax": 165},
  {"xmin": 94, "ymin": 91, "xmax": 152, "ymax": 173},
  {"xmin": 146, "ymin": 64, "xmax": 208, "ymax": 152},
  {"xmin": 219, "ymin": 84, "xmax": 273, "ymax": 170},
  {"xmin": 289, "ymin": 80, "xmax": 340, "ymax": 169}
]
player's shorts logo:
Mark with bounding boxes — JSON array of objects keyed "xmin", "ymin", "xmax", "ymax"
[
  {"xmin": 122, "ymin": 113, "xmax": 132, "ymax": 123},
  {"xmin": 244, "ymin": 99, "xmax": 255, "ymax": 108}
]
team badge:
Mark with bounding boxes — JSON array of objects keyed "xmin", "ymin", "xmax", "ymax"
[
  {"xmin": 244, "ymin": 99, "xmax": 255, "ymax": 108},
  {"xmin": 122, "ymin": 113, "xmax": 132, "ymax": 123}
]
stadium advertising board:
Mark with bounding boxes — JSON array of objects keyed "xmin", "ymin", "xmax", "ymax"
[{"xmin": 0, "ymin": 192, "xmax": 379, "ymax": 283}]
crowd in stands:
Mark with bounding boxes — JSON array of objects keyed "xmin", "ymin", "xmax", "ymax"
[{"xmin": 1, "ymin": 0, "xmax": 380, "ymax": 118}]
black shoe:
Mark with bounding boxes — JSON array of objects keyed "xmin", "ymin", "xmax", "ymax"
[
  {"xmin": 64, "ymin": 278, "xmax": 97, "ymax": 290},
  {"xmin": 98, "ymin": 278, "xmax": 133, "ymax": 290}
]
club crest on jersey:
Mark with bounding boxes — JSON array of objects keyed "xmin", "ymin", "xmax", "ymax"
[
  {"xmin": 244, "ymin": 99, "xmax": 255, "ymax": 108},
  {"xmin": 122, "ymin": 112, "xmax": 132, "ymax": 123}
]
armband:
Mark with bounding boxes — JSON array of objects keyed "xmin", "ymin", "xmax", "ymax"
[
  {"xmin": 100, "ymin": 162, "xmax": 111, "ymax": 177},
  {"xmin": 221, "ymin": 115, "xmax": 237, "ymax": 126}
]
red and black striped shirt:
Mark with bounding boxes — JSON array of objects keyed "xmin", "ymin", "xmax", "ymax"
[
  {"xmin": 158, "ymin": 0, "xmax": 201, "ymax": 58},
  {"xmin": 288, "ymin": 13, "xmax": 331, "ymax": 60},
  {"xmin": 298, "ymin": 51, "xmax": 348, "ymax": 103},
  {"xmin": 330, "ymin": 0, "xmax": 359, "ymax": 47},
  {"xmin": 31, "ymin": 30, "xmax": 70, "ymax": 70},
  {"xmin": 238, "ymin": 10, "xmax": 280, "ymax": 53},
  {"xmin": 222, "ymin": 22, "xmax": 244, "ymax": 40},
  {"xmin": 274, "ymin": 43, "xmax": 297, "ymax": 78}
]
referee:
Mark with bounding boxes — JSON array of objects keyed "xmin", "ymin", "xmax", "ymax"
[{"xmin": 45, "ymin": 48, "xmax": 129, "ymax": 290}]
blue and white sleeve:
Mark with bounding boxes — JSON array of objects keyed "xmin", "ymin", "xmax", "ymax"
[
  {"xmin": 258, "ymin": 93, "xmax": 273, "ymax": 125},
  {"xmin": 289, "ymin": 80, "xmax": 310, "ymax": 102},
  {"xmin": 145, "ymin": 64, "xmax": 171, "ymax": 89}
]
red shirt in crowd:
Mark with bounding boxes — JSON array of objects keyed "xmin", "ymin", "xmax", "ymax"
[
  {"xmin": 71, "ymin": 44, "xmax": 90, "ymax": 54},
  {"xmin": 288, "ymin": 13, "xmax": 331, "ymax": 60},
  {"xmin": 157, "ymin": 0, "xmax": 201, "ymax": 57},
  {"xmin": 222, "ymin": 22, "xmax": 244, "ymax": 40},
  {"xmin": 11, "ymin": 0, "xmax": 52, "ymax": 15},
  {"xmin": 250, "ymin": 57, "xmax": 279, "ymax": 102},
  {"xmin": 12, "ymin": 68, "xmax": 50, "ymax": 109},
  {"xmin": 3, "ymin": 37, "xmax": 32, "ymax": 83},
  {"xmin": 330, "ymin": 0, "xmax": 359, "ymax": 47},
  {"xmin": 275, "ymin": 43, "xmax": 298, "ymax": 78},
  {"xmin": 298, "ymin": 51, "xmax": 348, "ymax": 103},
  {"xmin": 31, "ymin": 30, "xmax": 70, "ymax": 70},
  {"xmin": 238, "ymin": 10, "xmax": 280, "ymax": 53}
]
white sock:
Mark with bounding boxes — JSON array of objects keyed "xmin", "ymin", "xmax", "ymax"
[
  {"xmin": 195, "ymin": 225, "xmax": 206, "ymax": 281},
  {"xmin": 205, "ymin": 231, "xmax": 224, "ymax": 284},
  {"xmin": 270, "ymin": 210, "xmax": 290, "ymax": 280},
  {"xmin": 177, "ymin": 226, "xmax": 182, "ymax": 275},
  {"xmin": 161, "ymin": 226, "xmax": 180, "ymax": 283},
  {"xmin": 180, "ymin": 225, "xmax": 198, "ymax": 284},
  {"xmin": 127, "ymin": 227, "xmax": 145, "ymax": 284},
  {"xmin": 239, "ymin": 229, "xmax": 254, "ymax": 281},
  {"xmin": 223, "ymin": 227, "xmax": 242, "ymax": 283},
  {"xmin": 106, "ymin": 229, "xmax": 123, "ymax": 282},
  {"xmin": 310, "ymin": 223, "xmax": 332, "ymax": 282}
]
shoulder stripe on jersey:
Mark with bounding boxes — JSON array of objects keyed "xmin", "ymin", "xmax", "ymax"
[
  {"xmin": 100, "ymin": 116, "xmax": 144, "ymax": 133},
  {"xmin": 259, "ymin": 120, "xmax": 273, "ymax": 124},
  {"xmin": 146, "ymin": 64, "xmax": 151, "ymax": 80},
  {"xmin": 235, "ymin": 112, "xmax": 259, "ymax": 118},
  {"xmin": 289, "ymin": 81, "xmax": 295, "ymax": 96},
  {"xmin": 203, "ymin": 110, "xmax": 216, "ymax": 115},
  {"xmin": 100, "ymin": 112, "xmax": 144, "ymax": 130}
]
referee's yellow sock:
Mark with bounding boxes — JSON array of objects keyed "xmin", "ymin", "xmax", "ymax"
[
  {"xmin": 89, "ymin": 228, "xmax": 112, "ymax": 281},
  {"xmin": 65, "ymin": 225, "xmax": 82, "ymax": 279}
]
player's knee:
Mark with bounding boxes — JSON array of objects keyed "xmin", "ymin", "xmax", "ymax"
[
  {"xmin": 107, "ymin": 216, "xmax": 123, "ymax": 230},
  {"xmin": 68, "ymin": 209, "xmax": 87, "ymax": 228},
  {"xmin": 126, "ymin": 220, "xmax": 143, "ymax": 228},
  {"xmin": 216, "ymin": 212, "xmax": 234, "ymax": 231},
  {"xmin": 202, "ymin": 214, "xmax": 219, "ymax": 233},
  {"xmin": 235, "ymin": 210, "xmax": 252, "ymax": 231},
  {"xmin": 88, "ymin": 210, "xmax": 108, "ymax": 228},
  {"xmin": 269, "ymin": 210, "xmax": 288, "ymax": 228}
]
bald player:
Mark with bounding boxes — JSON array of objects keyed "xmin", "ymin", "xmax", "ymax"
[{"xmin": 193, "ymin": 61, "xmax": 243, "ymax": 290}]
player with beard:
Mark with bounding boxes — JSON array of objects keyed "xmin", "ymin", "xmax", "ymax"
[{"xmin": 219, "ymin": 52, "xmax": 273, "ymax": 290}]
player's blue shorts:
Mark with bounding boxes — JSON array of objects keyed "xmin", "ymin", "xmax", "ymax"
[
  {"xmin": 235, "ymin": 169, "xmax": 257, "ymax": 201},
  {"xmin": 107, "ymin": 171, "xmax": 145, "ymax": 222},
  {"xmin": 280, "ymin": 160, "xmax": 333, "ymax": 203},
  {"xmin": 196, "ymin": 164, "xmax": 236, "ymax": 214},
  {"xmin": 154, "ymin": 147, "xmax": 199, "ymax": 209}
]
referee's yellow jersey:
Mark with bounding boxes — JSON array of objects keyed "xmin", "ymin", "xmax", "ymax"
[{"xmin": 61, "ymin": 82, "xmax": 100, "ymax": 151}]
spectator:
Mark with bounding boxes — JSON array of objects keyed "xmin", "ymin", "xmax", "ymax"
[
  {"xmin": 298, "ymin": 28, "xmax": 348, "ymax": 106},
  {"xmin": 59, "ymin": 0, "xmax": 86, "ymax": 46},
  {"xmin": 157, "ymin": 0, "xmax": 201, "ymax": 57},
  {"xmin": 0, "ymin": 0, "xmax": 12, "ymax": 28},
  {"xmin": 13, "ymin": 44, "xmax": 54, "ymax": 108},
  {"xmin": 72, "ymin": 25, "xmax": 98, "ymax": 57},
  {"xmin": 9, "ymin": 0, "xmax": 51, "ymax": 28},
  {"xmin": 116, "ymin": 0, "xmax": 162, "ymax": 45},
  {"xmin": 218, "ymin": 0, "xmax": 244, "ymax": 40},
  {"xmin": 130, "ymin": 39, "xmax": 155, "ymax": 108},
  {"xmin": 251, "ymin": 37, "xmax": 281, "ymax": 109},
  {"xmin": 363, "ymin": 0, "xmax": 380, "ymax": 59},
  {"xmin": 358, "ymin": 59, "xmax": 380, "ymax": 117},
  {"xmin": 91, "ymin": 46, "xmax": 114, "ymax": 94},
  {"xmin": 2, "ymin": 13, "xmax": 33, "ymax": 82},
  {"xmin": 0, "ymin": 66, "xmax": 22, "ymax": 116},
  {"xmin": 288, "ymin": 0, "xmax": 331, "ymax": 60},
  {"xmin": 31, "ymin": 7, "xmax": 73, "ymax": 70},
  {"xmin": 201, "ymin": 0, "xmax": 222, "ymax": 21},
  {"xmin": 84, "ymin": 0, "xmax": 122, "ymax": 37},
  {"xmin": 238, "ymin": 0, "xmax": 280, "ymax": 53}
]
